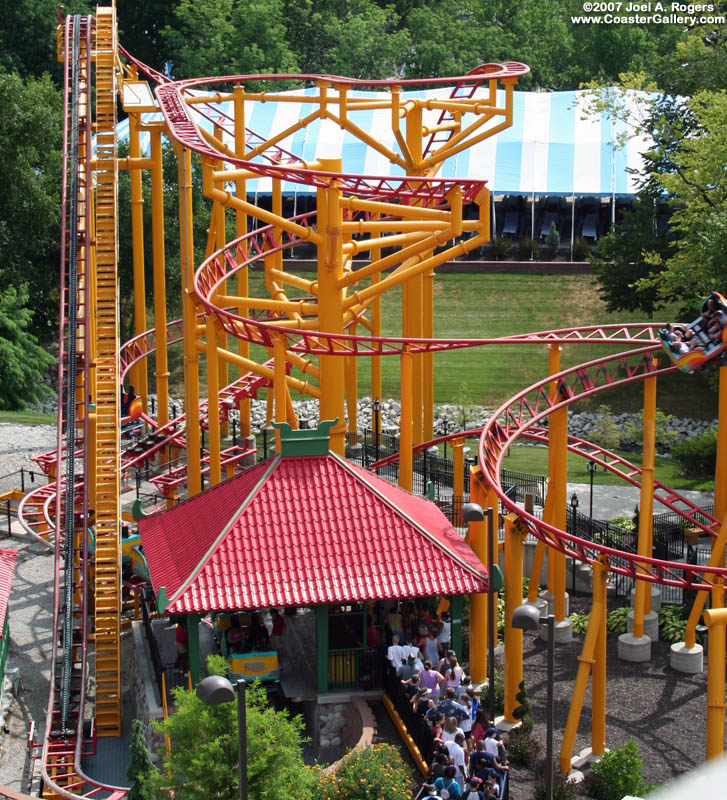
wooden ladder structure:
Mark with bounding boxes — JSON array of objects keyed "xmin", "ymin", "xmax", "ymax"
[{"xmin": 91, "ymin": 3, "xmax": 122, "ymax": 737}]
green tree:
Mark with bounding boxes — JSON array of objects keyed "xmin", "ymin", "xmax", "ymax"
[
  {"xmin": 634, "ymin": 90, "xmax": 727, "ymax": 308},
  {"xmin": 0, "ymin": 280, "xmax": 53, "ymax": 410},
  {"xmin": 588, "ymin": 404, "xmax": 621, "ymax": 451},
  {"xmin": 161, "ymin": 0, "xmax": 299, "ymax": 80},
  {"xmin": 0, "ymin": 70, "xmax": 63, "ymax": 335},
  {"xmin": 127, "ymin": 719, "xmax": 156, "ymax": 800},
  {"xmin": 284, "ymin": 0, "xmax": 410, "ymax": 79},
  {"xmin": 545, "ymin": 221, "xmax": 560, "ymax": 258},
  {"xmin": 0, "ymin": 0, "xmax": 92, "ymax": 80},
  {"xmin": 590, "ymin": 197, "xmax": 673, "ymax": 316},
  {"xmin": 152, "ymin": 655, "xmax": 317, "ymax": 800}
]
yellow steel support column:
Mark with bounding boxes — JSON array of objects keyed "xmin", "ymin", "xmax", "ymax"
[
  {"xmin": 127, "ymin": 111, "xmax": 148, "ymax": 410},
  {"xmin": 714, "ymin": 365, "xmax": 727, "ymax": 534},
  {"xmin": 452, "ymin": 438, "xmax": 464, "ymax": 507},
  {"xmin": 559, "ymin": 559, "xmax": 608, "ymax": 773},
  {"xmin": 177, "ymin": 146, "xmax": 201, "ymax": 496},
  {"xmin": 592, "ymin": 558, "xmax": 608, "ymax": 756},
  {"xmin": 547, "ymin": 344, "xmax": 567, "ymax": 620},
  {"xmin": 528, "ymin": 540, "xmax": 546, "ymax": 602},
  {"xmin": 370, "ymin": 226, "xmax": 382, "ymax": 406},
  {"xmin": 399, "ymin": 347, "xmax": 413, "ymax": 491},
  {"xmin": 504, "ymin": 513, "xmax": 526, "ymax": 721},
  {"xmin": 233, "ymin": 86, "xmax": 251, "ymax": 436},
  {"xmin": 345, "ymin": 343, "xmax": 358, "ymax": 444},
  {"xmin": 685, "ymin": 366, "xmax": 727, "ymax": 647},
  {"xmin": 206, "ymin": 316, "xmax": 222, "ymax": 487},
  {"xmin": 274, "ymin": 335, "xmax": 288, "ymax": 453},
  {"xmin": 403, "ymin": 272, "xmax": 424, "ymax": 444},
  {"xmin": 150, "ymin": 127, "xmax": 169, "ymax": 429},
  {"xmin": 214, "ymin": 134, "xmax": 229, "ymax": 441},
  {"xmin": 423, "ymin": 268, "xmax": 434, "ymax": 441},
  {"xmin": 704, "ymin": 602, "xmax": 727, "ymax": 759},
  {"xmin": 633, "ymin": 368, "xmax": 657, "ymax": 639},
  {"xmin": 317, "ymin": 159, "xmax": 346, "ymax": 455},
  {"xmin": 468, "ymin": 467, "xmax": 488, "ymax": 683}
]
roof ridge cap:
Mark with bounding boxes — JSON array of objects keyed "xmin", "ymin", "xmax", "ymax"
[
  {"xmin": 159, "ymin": 454, "xmax": 281, "ymax": 614},
  {"xmin": 331, "ymin": 453, "xmax": 486, "ymax": 580}
]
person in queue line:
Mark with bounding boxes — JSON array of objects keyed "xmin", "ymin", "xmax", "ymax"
[
  {"xmin": 426, "ymin": 687, "xmax": 470, "ymax": 724},
  {"xmin": 442, "ymin": 715, "xmax": 465, "ymax": 744},
  {"xmin": 419, "ymin": 659, "xmax": 445, "ymax": 700},
  {"xmin": 445, "ymin": 732, "xmax": 468, "ymax": 791}
]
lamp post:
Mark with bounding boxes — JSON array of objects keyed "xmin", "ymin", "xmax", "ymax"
[
  {"xmin": 196, "ymin": 675, "xmax": 247, "ymax": 800},
  {"xmin": 586, "ymin": 461, "xmax": 596, "ymax": 534},
  {"xmin": 462, "ymin": 502, "xmax": 495, "ymax": 722},
  {"xmin": 512, "ymin": 604, "xmax": 554, "ymax": 800},
  {"xmin": 570, "ymin": 493, "xmax": 579, "ymax": 593}
]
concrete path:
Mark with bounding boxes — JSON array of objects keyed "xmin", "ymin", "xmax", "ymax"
[{"xmin": 566, "ymin": 482, "xmax": 713, "ymax": 523}]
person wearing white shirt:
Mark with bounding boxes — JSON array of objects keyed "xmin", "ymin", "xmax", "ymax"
[{"xmin": 387, "ymin": 634, "xmax": 405, "ymax": 673}]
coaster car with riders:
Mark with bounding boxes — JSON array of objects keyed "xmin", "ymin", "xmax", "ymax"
[{"xmin": 657, "ymin": 291, "xmax": 727, "ymax": 374}]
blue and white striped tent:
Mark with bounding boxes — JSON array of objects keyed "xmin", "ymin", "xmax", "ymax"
[{"xmin": 117, "ymin": 87, "xmax": 652, "ymax": 197}]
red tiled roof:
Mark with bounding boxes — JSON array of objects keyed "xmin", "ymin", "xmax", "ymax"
[
  {"xmin": 0, "ymin": 550, "xmax": 18, "ymax": 636},
  {"xmin": 140, "ymin": 452, "xmax": 487, "ymax": 614}
]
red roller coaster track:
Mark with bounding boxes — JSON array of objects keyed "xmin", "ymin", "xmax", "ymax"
[{"xmin": 9, "ymin": 15, "xmax": 722, "ymax": 800}]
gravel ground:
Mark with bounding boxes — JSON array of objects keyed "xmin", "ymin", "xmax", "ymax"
[
  {"xmin": 506, "ymin": 593, "xmax": 709, "ymax": 800},
  {"xmin": 0, "ymin": 423, "xmax": 57, "ymax": 794}
]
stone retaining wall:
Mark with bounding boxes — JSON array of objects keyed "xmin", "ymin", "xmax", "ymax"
[{"xmin": 320, "ymin": 698, "xmax": 377, "ymax": 775}]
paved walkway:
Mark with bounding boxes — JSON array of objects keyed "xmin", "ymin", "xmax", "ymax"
[{"xmin": 566, "ymin": 482, "xmax": 713, "ymax": 523}]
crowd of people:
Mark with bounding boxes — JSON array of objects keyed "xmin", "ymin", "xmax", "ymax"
[{"xmin": 384, "ymin": 603, "xmax": 509, "ymax": 800}]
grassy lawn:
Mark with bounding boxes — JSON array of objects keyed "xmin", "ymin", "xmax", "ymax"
[
  {"xmin": 169, "ymin": 269, "xmax": 718, "ymax": 420},
  {"xmin": 0, "ymin": 410, "xmax": 56, "ymax": 425},
  {"xmin": 503, "ymin": 443, "xmax": 714, "ymax": 492}
]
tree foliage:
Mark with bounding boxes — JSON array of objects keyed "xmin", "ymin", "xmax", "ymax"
[
  {"xmin": 0, "ymin": 279, "xmax": 53, "ymax": 410},
  {"xmin": 152, "ymin": 655, "xmax": 317, "ymax": 800},
  {"xmin": 0, "ymin": 70, "xmax": 63, "ymax": 335},
  {"xmin": 127, "ymin": 719, "xmax": 156, "ymax": 800}
]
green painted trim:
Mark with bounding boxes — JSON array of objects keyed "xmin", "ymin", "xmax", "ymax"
[
  {"xmin": 315, "ymin": 606, "xmax": 329, "ymax": 694},
  {"xmin": 165, "ymin": 455, "xmax": 281, "ymax": 612},
  {"xmin": 449, "ymin": 596, "xmax": 463, "ymax": 658},
  {"xmin": 131, "ymin": 498, "xmax": 149, "ymax": 521},
  {"xmin": 156, "ymin": 586, "xmax": 169, "ymax": 614},
  {"xmin": 329, "ymin": 451, "xmax": 487, "ymax": 583},
  {"xmin": 187, "ymin": 613, "xmax": 200, "ymax": 686},
  {"xmin": 273, "ymin": 418, "xmax": 338, "ymax": 456}
]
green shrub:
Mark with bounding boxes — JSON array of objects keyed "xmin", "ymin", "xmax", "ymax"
[
  {"xmin": 659, "ymin": 604, "xmax": 689, "ymax": 643},
  {"xmin": 672, "ymin": 428, "xmax": 718, "ymax": 478},
  {"xmin": 573, "ymin": 237, "xmax": 590, "ymax": 260},
  {"xmin": 623, "ymin": 409, "xmax": 677, "ymax": 452},
  {"xmin": 587, "ymin": 739, "xmax": 653, "ymax": 800},
  {"xmin": 534, "ymin": 766, "xmax": 578, "ymax": 800},
  {"xmin": 568, "ymin": 612, "xmax": 590, "ymax": 633},
  {"xmin": 606, "ymin": 606, "xmax": 630, "ymax": 634},
  {"xmin": 507, "ymin": 727, "xmax": 541, "ymax": 766},
  {"xmin": 494, "ymin": 667, "xmax": 505, "ymax": 715},
  {"xmin": 609, "ymin": 516, "xmax": 635, "ymax": 532},
  {"xmin": 516, "ymin": 237, "xmax": 540, "ymax": 260},
  {"xmin": 490, "ymin": 237, "xmax": 513, "ymax": 260},
  {"xmin": 317, "ymin": 743, "xmax": 411, "ymax": 800},
  {"xmin": 545, "ymin": 221, "xmax": 560, "ymax": 257},
  {"xmin": 512, "ymin": 680, "xmax": 532, "ymax": 729}
]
